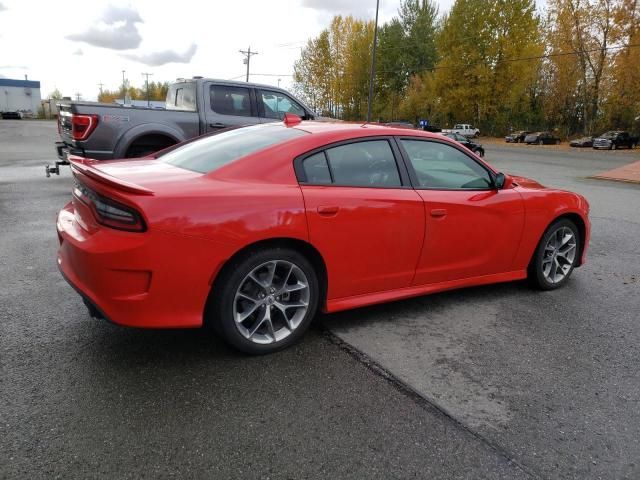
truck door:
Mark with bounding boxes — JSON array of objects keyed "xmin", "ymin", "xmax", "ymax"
[
  {"xmin": 255, "ymin": 89, "xmax": 311, "ymax": 123},
  {"xmin": 204, "ymin": 83, "xmax": 261, "ymax": 132}
]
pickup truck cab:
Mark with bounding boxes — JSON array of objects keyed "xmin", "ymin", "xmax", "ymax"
[
  {"xmin": 442, "ymin": 124, "xmax": 480, "ymax": 138},
  {"xmin": 50, "ymin": 78, "xmax": 316, "ymax": 172},
  {"xmin": 592, "ymin": 131, "xmax": 638, "ymax": 150}
]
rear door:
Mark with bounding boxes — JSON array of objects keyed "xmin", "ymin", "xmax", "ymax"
[
  {"xmin": 397, "ymin": 137, "xmax": 525, "ymax": 285},
  {"xmin": 296, "ymin": 138, "xmax": 425, "ymax": 300},
  {"xmin": 204, "ymin": 83, "xmax": 260, "ymax": 132}
]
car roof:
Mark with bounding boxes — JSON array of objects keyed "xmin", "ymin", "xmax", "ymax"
[{"xmin": 290, "ymin": 121, "xmax": 438, "ymax": 139}]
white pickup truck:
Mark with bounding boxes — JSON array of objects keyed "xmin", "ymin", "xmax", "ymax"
[{"xmin": 442, "ymin": 123, "xmax": 480, "ymax": 138}]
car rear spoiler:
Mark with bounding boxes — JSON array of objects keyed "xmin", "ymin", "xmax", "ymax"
[{"xmin": 68, "ymin": 155, "xmax": 155, "ymax": 196}]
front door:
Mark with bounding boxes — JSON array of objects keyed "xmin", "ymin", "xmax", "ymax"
[
  {"xmin": 297, "ymin": 139, "xmax": 425, "ymax": 300},
  {"xmin": 397, "ymin": 138, "xmax": 525, "ymax": 285}
]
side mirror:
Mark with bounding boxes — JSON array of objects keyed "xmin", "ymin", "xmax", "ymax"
[{"xmin": 494, "ymin": 172, "xmax": 506, "ymax": 189}]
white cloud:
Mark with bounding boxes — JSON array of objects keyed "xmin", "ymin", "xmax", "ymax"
[
  {"xmin": 301, "ymin": 0, "xmax": 397, "ymax": 19},
  {"xmin": 66, "ymin": 5, "xmax": 143, "ymax": 50},
  {"xmin": 123, "ymin": 43, "xmax": 198, "ymax": 66},
  {"xmin": 73, "ymin": 48, "xmax": 83, "ymax": 56},
  {"xmin": 0, "ymin": 3, "xmax": 7, "ymax": 12}
]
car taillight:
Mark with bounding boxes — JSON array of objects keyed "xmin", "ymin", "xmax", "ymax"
[
  {"xmin": 71, "ymin": 114, "xmax": 99, "ymax": 141},
  {"xmin": 73, "ymin": 179, "xmax": 146, "ymax": 232}
]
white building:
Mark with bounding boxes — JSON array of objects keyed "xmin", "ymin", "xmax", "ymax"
[{"xmin": 0, "ymin": 78, "xmax": 42, "ymax": 115}]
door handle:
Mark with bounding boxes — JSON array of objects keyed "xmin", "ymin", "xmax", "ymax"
[
  {"xmin": 317, "ymin": 205, "xmax": 339, "ymax": 216},
  {"xmin": 209, "ymin": 123, "xmax": 226, "ymax": 129},
  {"xmin": 430, "ymin": 208, "xmax": 447, "ymax": 218}
]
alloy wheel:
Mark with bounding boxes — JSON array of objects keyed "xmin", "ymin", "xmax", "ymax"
[
  {"xmin": 232, "ymin": 260, "xmax": 310, "ymax": 344},
  {"xmin": 541, "ymin": 226, "xmax": 577, "ymax": 284}
]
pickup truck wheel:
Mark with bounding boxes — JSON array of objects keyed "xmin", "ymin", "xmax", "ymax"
[{"xmin": 125, "ymin": 135, "xmax": 177, "ymax": 158}]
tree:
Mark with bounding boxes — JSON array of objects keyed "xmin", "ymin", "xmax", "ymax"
[
  {"xmin": 545, "ymin": 0, "xmax": 620, "ymax": 134},
  {"xmin": 48, "ymin": 89, "xmax": 63, "ymax": 100},
  {"xmin": 603, "ymin": 0, "xmax": 640, "ymax": 130},
  {"xmin": 294, "ymin": 16, "xmax": 373, "ymax": 120}
]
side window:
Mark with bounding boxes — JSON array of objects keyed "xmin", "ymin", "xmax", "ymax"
[
  {"xmin": 400, "ymin": 139, "xmax": 492, "ymax": 190},
  {"xmin": 210, "ymin": 85, "xmax": 252, "ymax": 117},
  {"xmin": 260, "ymin": 90, "xmax": 306, "ymax": 119},
  {"xmin": 302, "ymin": 152, "xmax": 332, "ymax": 184},
  {"xmin": 324, "ymin": 140, "xmax": 401, "ymax": 187}
]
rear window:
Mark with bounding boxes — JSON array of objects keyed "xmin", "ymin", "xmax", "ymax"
[
  {"xmin": 160, "ymin": 124, "xmax": 307, "ymax": 173},
  {"xmin": 166, "ymin": 82, "xmax": 197, "ymax": 111}
]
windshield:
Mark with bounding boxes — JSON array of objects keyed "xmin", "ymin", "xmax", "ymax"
[
  {"xmin": 601, "ymin": 131, "xmax": 616, "ymax": 138},
  {"xmin": 160, "ymin": 124, "xmax": 307, "ymax": 173}
]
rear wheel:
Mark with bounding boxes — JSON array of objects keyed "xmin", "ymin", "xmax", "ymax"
[
  {"xmin": 209, "ymin": 248, "xmax": 319, "ymax": 354},
  {"xmin": 125, "ymin": 135, "xmax": 176, "ymax": 158},
  {"xmin": 528, "ymin": 219, "xmax": 580, "ymax": 290}
]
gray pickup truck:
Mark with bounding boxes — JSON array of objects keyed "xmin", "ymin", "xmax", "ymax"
[{"xmin": 48, "ymin": 77, "xmax": 316, "ymax": 176}]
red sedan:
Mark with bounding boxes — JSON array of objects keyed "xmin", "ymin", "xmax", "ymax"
[{"xmin": 56, "ymin": 116, "xmax": 590, "ymax": 354}]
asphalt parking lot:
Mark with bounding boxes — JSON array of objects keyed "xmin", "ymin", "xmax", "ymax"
[{"xmin": 1, "ymin": 120, "xmax": 639, "ymax": 479}]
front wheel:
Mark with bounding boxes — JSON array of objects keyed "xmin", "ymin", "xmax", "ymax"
[
  {"xmin": 209, "ymin": 248, "xmax": 319, "ymax": 354},
  {"xmin": 528, "ymin": 219, "xmax": 580, "ymax": 290}
]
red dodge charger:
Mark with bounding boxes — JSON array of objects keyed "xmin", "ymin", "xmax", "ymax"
[{"xmin": 57, "ymin": 116, "xmax": 590, "ymax": 354}]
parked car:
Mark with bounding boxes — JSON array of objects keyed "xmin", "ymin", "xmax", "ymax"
[
  {"xmin": 570, "ymin": 136, "xmax": 594, "ymax": 148},
  {"xmin": 505, "ymin": 131, "xmax": 531, "ymax": 143},
  {"xmin": 1, "ymin": 111, "xmax": 22, "ymax": 120},
  {"xmin": 383, "ymin": 121, "xmax": 415, "ymax": 129},
  {"xmin": 442, "ymin": 123, "xmax": 480, "ymax": 138},
  {"xmin": 56, "ymin": 117, "xmax": 590, "ymax": 354},
  {"xmin": 48, "ymin": 77, "xmax": 317, "ymax": 176},
  {"xmin": 442, "ymin": 132, "xmax": 485, "ymax": 156},
  {"xmin": 592, "ymin": 131, "xmax": 638, "ymax": 150},
  {"xmin": 524, "ymin": 132, "xmax": 561, "ymax": 145}
]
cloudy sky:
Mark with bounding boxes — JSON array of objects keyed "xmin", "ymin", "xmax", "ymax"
[{"xmin": 0, "ymin": 0, "xmax": 460, "ymax": 101}]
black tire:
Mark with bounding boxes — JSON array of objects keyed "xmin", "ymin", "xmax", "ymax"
[
  {"xmin": 528, "ymin": 218, "xmax": 580, "ymax": 291},
  {"xmin": 125, "ymin": 135, "xmax": 176, "ymax": 158},
  {"xmin": 208, "ymin": 247, "xmax": 319, "ymax": 354}
]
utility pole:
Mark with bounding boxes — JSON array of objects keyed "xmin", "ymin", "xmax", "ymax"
[
  {"xmin": 366, "ymin": 0, "xmax": 380, "ymax": 123},
  {"xmin": 239, "ymin": 47, "xmax": 258, "ymax": 82},
  {"xmin": 142, "ymin": 72, "xmax": 153, "ymax": 107},
  {"xmin": 97, "ymin": 82, "xmax": 104, "ymax": 99},
  {"xmin": 75, "ymin": 92, "xmax": 82, "ymax": 101},
  {"xmin": 121, "ymin": 70, "xmax": 127, "ymax": 104}
]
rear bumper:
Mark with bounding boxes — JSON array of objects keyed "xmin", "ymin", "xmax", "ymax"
[
  {"xmin": 56, "ymin": 202, "xmax": 229, "ymax": 329},
  {"xmin": 56, "ymin": 141, "xmax": 114, "ymax": 160}
]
